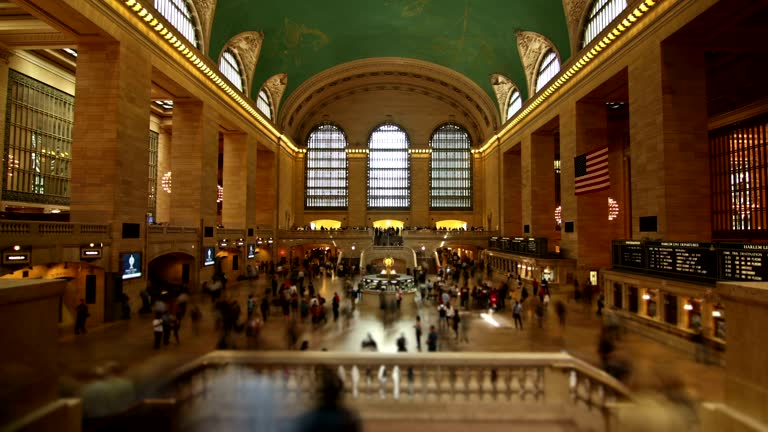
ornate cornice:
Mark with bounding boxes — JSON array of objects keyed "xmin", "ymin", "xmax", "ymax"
[
  {"xmin": 489, "ymin": 73, "xmax": 515, "ymax": 119},
  {"xmin": 225, "ymin": 31, "xmax": 264, "ymax": 95},
  {"xmin": 192, "ymin": 0, "xmax": 216, "ymax": 53},
  {"xmin": 264, "ymin": 73, "xmax": 288, "ymax": 116},
  {"xmin": 517, "ymin": 31, "xmax": 556, "ymax": 98},
  {"xmin": 562, "ymin": 0, "xmax": 590, "ymax": 54}
]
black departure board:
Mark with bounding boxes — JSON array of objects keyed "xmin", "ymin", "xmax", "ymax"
[
  {"xmin": 488, "ymin": 237, "xmax": 548, "ymax": 257},
  {"xmin": 645, "ymin": 241, "xmax": 715, "ymax": 279},
  {"xmin": 719, "ymin": 243, "xmax": 768, "ymax": 282},
  {"xmin": 612, "ymin": 240, "xmax": 645, "ymax": 269}
]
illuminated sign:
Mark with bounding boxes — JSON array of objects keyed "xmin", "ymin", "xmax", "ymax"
[
  {"xmin": 247, "ymin": 244, "xmax": 256, "ymax": 259},
  {"xmin": 121, "ymin": 252, "xmax": 142, "ymax": 280},
  {"xmin": 2, "ymin": 251, "xmax": 30, "ymax": 265},
  {"xmin": 203, "ymin": 247, "xmax": 216, "ymax": 266},
  {"xmin": 80, "ymin": 248, "xmax": 102, "ymax": 259}
]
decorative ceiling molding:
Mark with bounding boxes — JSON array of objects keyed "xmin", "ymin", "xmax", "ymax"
[
  {"xmin": 490, "ymin": 74, "xmax": 516, "ymax": 120},
  {"xmin": 224, "ymin": 31, "xmax": 264, "ymax": 95},
  {"xmin": 263, "ymin": 73, "xmax": 288, "ymax": 117},
  {"xmin": 280, "ymin": 57, "xmax": 499, "ymax": 141},
  {"xmin": 517, "ymin": 31, "xmax": 556, "ymax": 98},
  {"xmin": 192, "ymin": 0, "xmax": 216, "ymax": 53},
  {"xmin": 562, "ymin": 0, "xmax": 590, "ymax": 54}
]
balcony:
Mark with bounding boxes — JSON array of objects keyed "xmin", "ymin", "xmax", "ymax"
[
  {"xmin": 403, "ymin": 229, "xmax": 499, "ymax": 240},
  {"xmin": 278, "ymin": 229, "xmax": 372, "ymax": 240},
  {"xmin": 0, "ymin": 221, "xmax": 110, "ymax": 249}
]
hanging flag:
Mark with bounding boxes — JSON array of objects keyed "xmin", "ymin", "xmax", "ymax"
[{"xmin": 574, "ymin": 146, "xmax": 609, "ymax": 195}]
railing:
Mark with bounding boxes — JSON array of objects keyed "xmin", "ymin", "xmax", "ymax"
[
  {"xmin": 168, "ymin": 351, "xmax": 629, "ymax": 409},
  {"xmin": 147, "ymin": 225, "xmax": 198, "ymax": 235},
  {"xmin": 403, "ymin": 229, "xmax": 499, "ymax": 239},
  {"xmin": 278, "ymin": 229, "xmax": 372, "ymax": 240},
  {"xmin": 215, "ymin": 228, "xmax": 246, "ymax": 237},
  {"xmin": 0, "ymin": 221, "xmax": 111, "ymax": 247}
]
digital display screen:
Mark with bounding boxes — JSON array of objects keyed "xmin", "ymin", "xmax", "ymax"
[
  {"xmin": 203, "ymin": 247, "xmax": 216, "ymax": 266},
  {"xmin": 247, "ymin": 244, "xmax": 256, "ymax": 259},
  {"xmin": 121, "ymin": 252, "xmax": 142, "ymax": 280},
  {"xmin": 2, "ymin": 251, "xmax": 30, "ymax": 265}
]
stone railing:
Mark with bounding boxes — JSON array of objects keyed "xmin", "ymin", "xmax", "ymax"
[
  {"xmin": 403, "ymin": 229, "xmax": 499, "ymax": 239},
  {"xmin": 278, "ymin": 229, "xmax": 373, "ymax": 240},
  {"xmin": 165, "ymin": 351, "xmax": 629, "ymax": 427},
  {"xmin": 0, "ymin": 221, "xmax": 111, "ymax": 248},
  {"xmin": 147, "ymin": 225, "xmax": 199, "ymax": 235},
  {"xmin": 215, "ymin": 228, "xmax": 246, "ymax": 237}
]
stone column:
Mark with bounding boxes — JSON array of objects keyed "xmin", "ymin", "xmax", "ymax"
[
  {"xmin": 155, "ymin": 128, "xmax": 172, "ymax": 223},
  {"xmin": 502, "ymin": 147, "xmax": 522, "ymax": 236},
  {"xmin": 522, "ymin": 132, "xmax": 556, "ymax": 239},
  {"xmin": 254, "ymin": 146, "xmax": 276, "ymax": 229},
  {"xmin": 629, "ymin": 42, "xmax": 709, "ymax": 240},
  {"xmin": 70, "ymin": 40, "xmax": 151, "ymax": 227},
  {"xmin": 410, "ymin": 152, "xmax": 430, "ymax": 227},
  {"xmin": 168, "ymin": 100, "xmax": 218, "ymax": 228},
  {"xmin": 347, "ymin": 153, "xmax": 367, "ymax": 227},
  {"xmin": 221, "ymin": 132, "xmax": 257, "ymax": 229}
]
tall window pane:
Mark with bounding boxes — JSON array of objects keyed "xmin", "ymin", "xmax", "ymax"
[
  {"xmin": 257, "ymin": 89, "xmax": 272, "ymax": 120},
  {"xmin": 305, "ymin": 124, "xmax": 348, "ymax": 209},
  {"xmin": 2, "ymin": 70, "xmax": 73, "ymax": 205},
  {"xmin": 154, "ymin": 0, "xmax": 199, "ymax": 49},
  {"xmin": 536, "ymin": 51, "xmax": 560, "ymax": 92},
  {"xmin": 148, "ymin": 131, "xmax": 159, "ymax": 216},
  {"xmin": 582, "ymin": 0, "xmax": 628, "ymax": 48},
  {"xmin": 219, "ymin": 49, "xmax": 244, "ymax": 92},
  {"xmin": 368, "ymin": 123, "xmax": 410, "ymax": 209},
  {"xmin": 506, "ymin": 89, "xmax": 522, "ymax": 120},
  {"xmin": 430, "ymin": 124, "xmax": 472, "ymax": 209}
]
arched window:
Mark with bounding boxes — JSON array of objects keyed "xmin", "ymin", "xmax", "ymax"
[
  {"xmin": 582, "ymin": 0, "xmax": 628, "ymax": 48},
  {"xmin": 535, "ymin": 50, "xmax": 560, "ymax": 92},
  {"xmin": 154, "ymin": 0, "xmax": 199, "ymax": 49},
  {"xmin": 305, "ymin": 124, "xmax": 348, "ymax": 209},
  {"xmin": 219, "ymin": 49, "xmax": 244, "ymax": 92},
  {"xmin": 367, "ymin": 123, "xmax": 410, "ymax": 209},
  {"xmin": 506, "ymin": 89, "xmax": 523, "ymax": 120},
  {"xmin": 256, "ymin": 89, "xmax": 272, "ymax": 120},
  {"xmin": 430, "ymin": 124, "xmax": 472, "ymax": 209}
]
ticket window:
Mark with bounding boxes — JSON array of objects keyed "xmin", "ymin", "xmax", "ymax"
[
  {"xmin": 663, "ymin": 293, "xmax": 678, "ymax": 326},
  {"xmin": 686, "ymin": 299, "xmax": 703, "ymax": 330},
  {"xmin": 612, "ymin": 282, "xmax": 623, "ymax": 309},
  {"xmin": 644, "ymin": 289, "xmax": 658, "ymax": 318},
  {"xmin": 713, "ymin": 307, "xmax": 726, "ymax": 340},
  {"xmin": 628, "ymin": 286, "xmax": 639, "ymax": 313}
]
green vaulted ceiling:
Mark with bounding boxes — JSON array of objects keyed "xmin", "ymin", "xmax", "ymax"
[{"xmin": 209, "ymin": 0, "xmax": 572, "ymax": 111}]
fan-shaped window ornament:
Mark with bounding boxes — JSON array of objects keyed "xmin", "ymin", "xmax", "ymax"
[
  {"xmin": 535, "ymin": 51, "xmax": 560, "ymax": 93},
  {"xmin": 153, "ymin": 0, "xmax": 199, "ymax": 49},
  {"xmin": 582, "ymin": 0, "xmax": 628, "ymax": 48},
  {"xmin": 219, "ymin": 49, "xmax": 244, "ymax": 92}
]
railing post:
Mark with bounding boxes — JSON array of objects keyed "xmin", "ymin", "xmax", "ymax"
[{"xmin": 544, "ymin": 366, "xmax": 570, "ymax": 404}]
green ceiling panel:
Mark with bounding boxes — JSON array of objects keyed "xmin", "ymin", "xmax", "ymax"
[{"xmin": 209, "ymin": 0, "xmax": 571, "ymax": 109}]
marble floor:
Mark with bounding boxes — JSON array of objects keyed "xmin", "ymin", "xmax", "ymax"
[{"xmin": 57, "ymin": 272, "xmax": 725, "ymax": 405}]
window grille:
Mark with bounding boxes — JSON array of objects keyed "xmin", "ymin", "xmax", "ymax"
[
  {"xmin": 154, "ymin": 0, "xmax": 199, "ymax": 49},
  {"xmin": 430, "ymin": 124, "xmax": 472, "ymax": 209},
  {"xmin": 257, "ymin": 89, "xmax": 272, "ymax": 120},
  {"xmin": 506, "ymin": 89, "xmax": 522, "ymax": 120},
  {"xmin": 582, "ymin": 0, "xmax": 628, "ymax": 48},
  {"xmin": 2, "ymin": 70, "xmax": 73, "ymax": 205},
  {"xmin": 219, "ymin": 49, "xmax": 244, "ymax": 92},
  {"xmin": 305, "ymin": 124, "xmax": 348, "ymax": 209},
  {"xmin": 535, "ymin": 51, "xmax": 560, "ymax": 93},
  {"xmin": 710, "ymin": 115, "xmax": 768, "ymax": 238},
  {"xmin": 367, "ymin": 123, "xmax": 410, "ymax": 209},
  {"xmin": 148, "ymin": 131, "xmax": 159, "ymax": 215}
]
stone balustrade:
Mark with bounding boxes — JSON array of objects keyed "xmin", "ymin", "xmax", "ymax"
[
  {"xmin": 278, "ymin": 229, "xmax": 373, "ymax": 240},
  {"xmin": 403, "ymin": 229, "xmax": 499, "ymax": 239},
  {"xmin": 0, "ymin": 221, "xmax": 110, "ymax": 248}
]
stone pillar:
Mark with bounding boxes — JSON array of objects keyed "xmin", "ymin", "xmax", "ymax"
[
  {"xmin": 410, "ymin": 152, "xmax": 430, "ymax": 227},
  {"xmin": 70, "ymin": 40, "xmax": 151, "ymax": 227},
  {"xmin": 347, "ymin": 153, "xmax": 367, "ymax": 227},
  {"xmin": 0, "ymin": 49, "xmax": 11, "ymax": 163},
  {"xmin": 502, "ymin": 147, "xmax": 522, "ymax": 236},
  {"xmin": 221, "ymin": 132, "xmax": 257, "ymax": 229},
  {"xmin": 155, "ymin": 128, "xmax": 172, "ymax": 223},
  {"xmin": 254, "ymin": 147, "xmax": 277, "ymax": 228},
  {"xmin": 168, "ymin": 100, "xmax": 218, "ymax": 228},
  {"xmin": 522, "ymin": 132, "xmax": 556, "ymax": 239},
  {"xmin": 629, "ymin": 42, "xmax": 709, "ymax": 240}
]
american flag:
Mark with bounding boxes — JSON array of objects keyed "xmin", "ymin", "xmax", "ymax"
[{"xmin": 574, "ymin": 146, "xmax": 609, "ymax": 195}]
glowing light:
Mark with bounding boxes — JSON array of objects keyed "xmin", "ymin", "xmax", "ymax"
[
  {"xmin": 712, "ymin": 310, "xmax": 722, "ymax": 318},
  {"xmin": 608, "ymin": 197, "xmax": 619, "ymax": 221},
  {"xmin": 480, "ymin": 313, "xmax": 500, "ymax": 328},
  {"xmin": 642, "ymin": 294, "xmax": 651, "ymax": 300},
  {"xmin": 161, "ymin": 171, "xmax": 172, "ymax": 193},
  {"xmin": 683, "ymin": 304, "xmax": 693, "ymax": 311},
  {"xmin": 555, "ymin": 205, "xmax": 562, "ymax": 225},
  {"xmin": 217, "ymin": 185, "xmax": 224, "ymax": 203}
]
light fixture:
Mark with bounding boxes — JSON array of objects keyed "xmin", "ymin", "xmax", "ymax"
[
  {"xmin": 217, "ymin": 185, "xmax": 224, "ymax": 203},
  {"xmin": 421, "ymin": 245, "xmax": 426, "ymax": 251},
  {"xmin": 642, "ymin": 294, "xmax": 651, "ymax": 300},
  {"xmin": 553, "ymin": 159, "xmax": 561, "ymax": 173},
  {"xmin": 13, "ymin": 245, "xmax": 21, "ymax": 251},
  {"xmin": 683, "ymin": 303, "xmax": 693, "ymax": 311},
  {"xmin": 608, "ymin": 197, "xmax": 619, "ymax": 221},
  {"xmin": 161, "ymin": 171, "xmax": 172, "ymax": 193},
  {"xmin": 555, "ymin": 205, "xmax": 562, "ymax": 225},
  {"xmin": 50, "ymin": 209, "xmax": 61, "ymax": 214},
  {"xmin": 712, "ymin": 310, "xmax": 722, "ymax": 318},
  {"xmin": 351, "ymin": 245, "xmax": 356, "ymax": 251}
]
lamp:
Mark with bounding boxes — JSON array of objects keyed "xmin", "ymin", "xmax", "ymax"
[{"xmin": 642, "ymin": 294, "xmax": 651, "ymax": 300}]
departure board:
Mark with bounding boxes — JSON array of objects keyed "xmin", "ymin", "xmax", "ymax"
[
  {"xmin": 646, "ymin": 241, "xmax": 715, "ymax": 279},
  {"xmin": 612, "ymin": 240, "xmax": 645, "ymax": 269},
  {"xmin": 719, "ymin": 243, "xmax": 768, "ymax": 282}
]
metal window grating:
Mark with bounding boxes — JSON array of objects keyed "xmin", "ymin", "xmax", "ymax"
[
  {"xmin": 367, "ymin": 123, "xmax": 410, "ymax": 209},
  {"xmin": 305, "ymin": 123, "xmax": 348, "ymax": 209},
  {"xmin": 257, "ymin": 89, "xmax": 272, "ymax": 120},
  {"xmin": 582, "ymin": 0, "xmax": 628, "ymax": 48},
  {"xmin": 219, "ymin": 50, "xmax": 244, "ymax": 92},
  {"xmin": 536, "ymin": 51, "xmax": 561, "ymax": 93},
  {"xmin": 430, "ymin": 123, "xmax": 472, "ymax": 209},
  {"xmin": 153, "ymin": 0, "xmax": 199, "ymax": 49},
  {"xmin": 506, "ymin": 89, "xmax": 522, "ymax": 120}
]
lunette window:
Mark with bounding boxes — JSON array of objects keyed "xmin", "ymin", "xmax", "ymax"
[
  {"xmin": 153, "ymin": 0, "xmax": 199, "ymax": 49},
  {"xmin": 219, "ymin": 49, "xmax": 244, "ymax": 92},
  {"xmin": 582, "ymin": 0, "xmax": 628, "ymax": 48},
  {"xmin": 257, "ymin": 89, "xmax": 272, "ymax": 120},
  {"xmin": 305, "ymin": 124, "xmax": 348, "ymax": 209},
  {"xmin": 506, "ymin": 89, "xmax": 522, "ymax": 120},
  {"xmin": 535, "ymin": 51, "xmax": 560, "ymax": 93},
  {"xmin": 367, "ymin": 123, "xmax": 410, "ymax": 209},
  {"xmin": 430, "ymin": 124, "xmax": 472, "ymax": 209}
]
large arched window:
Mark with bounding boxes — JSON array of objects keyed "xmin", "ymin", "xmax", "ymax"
[
  {"xmin": 367, "ymin": 123, "xmax": 410, "ymax": 209},
  {"xmin": 582, "ymin": 0, "xmax": 628, "ymax": 48},
  {"xmin": 430, "ymin": 124, "xmax": 472, "ymax": 209},
  {"xmin": 154, "ymin": 0, "xmax": 199, "ymax": 49},
  {"xmin": 506, "ymin": 89, "xmax": 523, "ymax": 120},
  {"xmin": 535, "ymin": 50, "xmax": 561, "ymax": 92},
  {"xmin": 256, "ymin": 89, "xmax": 273, "ymax": 120},
  {"xmin": 305, "ymin": 124, "xmax": 348, "ymax": 209},
  {"xmin": 219, "ymin": 49, "xmax": 244, "ymax": 92}
]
